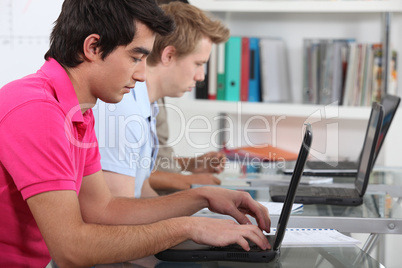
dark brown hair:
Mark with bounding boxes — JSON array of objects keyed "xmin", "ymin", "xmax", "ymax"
[{"xmin": 45, "ymin": 0, "xmax": 175, "ymax": 68}]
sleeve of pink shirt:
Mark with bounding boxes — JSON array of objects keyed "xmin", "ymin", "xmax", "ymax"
[
  {"xmin": 0, "ymin": 100, "xmax": 101, "ymax": 200},
  {"xmin": 83, "ymin": 109, "xmax": 102, "ymax": 177}
]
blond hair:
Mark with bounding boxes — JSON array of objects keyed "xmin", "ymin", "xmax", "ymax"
[{"xmin": 147, "ymin": 2, "xmax": 230, "ymax": 66}]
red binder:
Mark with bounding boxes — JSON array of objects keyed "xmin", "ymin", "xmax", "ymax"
[{"xmin": 240, "ymin": 37, "xmax": 250, "ymax": 102}]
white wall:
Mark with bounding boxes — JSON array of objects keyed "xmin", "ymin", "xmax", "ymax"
[{"xmin": 0, "ymin": 0, "xmax": 64, "ymax": 88}]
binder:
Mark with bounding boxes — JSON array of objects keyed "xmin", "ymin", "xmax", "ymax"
[
  {"xmin": 259, "ymin": 38, "xmax": 291, "ymax": 103},
  {"xmin": 240, "ymin": 37, "xmax": 250, "ymax": 101},
  {"xmin": 195, "ymin": 62, "xmax": 208, "ymax": 99},
  {"xmin": 318, "ymin": 40, "xmax": 333, "ymax": 105},
  {"xmin": 216, "ymin": 43, "xmax": 226, "ymax": 100},
  {"xmin": 248, "ymin": 37, "xmax": 261, "ymax": 102},
  {"xmin": 224, "ymin": 36, "xmax": 242, "ymax": 101},
  {"xmin": 302, "ymin": 39, "xmax": 320, "ymax": 104},
  {"xmin": 208, "ymin": 44, "xmax": 218, "ymax": 100}
]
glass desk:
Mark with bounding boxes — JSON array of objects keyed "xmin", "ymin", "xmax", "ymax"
[
  {"xmin": 367, "ymin": 168, "xmax": 402, "ymax": 198},
  {"xmin": 196, "ymin": 168, "xmax": 402, "ymax": 264},
  {"xmin": 95, "ymin": 246, "xmax": 384, "ymax": 267},
  {"xmin": 209, "ymin": 168, "xmax": 402, "ymax": 236},
  {"xmin": 193, "ymin": 186, "xmax": 402, "ymax": 235}
]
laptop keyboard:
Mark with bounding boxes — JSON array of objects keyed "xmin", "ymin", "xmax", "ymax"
[
  {"xmin": 296, "ymin": 186, "xmax": 359, "ymax": 198},
  {"xmin": 307, "ymin": 161, "xmax": 357, "ymax": 170},
  {"xmin": 271, "ymin": 185, "xmax": 358, "ymax": 198},
  {"xmin": 306, "ymin": 187, "xmax": 356, "ymax": 197}
]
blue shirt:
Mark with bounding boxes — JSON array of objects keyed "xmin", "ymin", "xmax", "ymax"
[{"xmin": 93, "ymin": 82, "xmax": 159, "ymax": 198}]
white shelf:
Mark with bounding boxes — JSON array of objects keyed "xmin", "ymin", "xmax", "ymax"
[
  {"xmin": 189, "ymin": 0, "xmax": 402, "ymax": 13},
  {"xmin": 166, "ymin": 98, "xmax": 371, "ymax": 120}
]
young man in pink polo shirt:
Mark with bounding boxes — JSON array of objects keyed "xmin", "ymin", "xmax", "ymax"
[{"xmin": 0, "ymin": 0, "xmax": 271, "ymax": 266}]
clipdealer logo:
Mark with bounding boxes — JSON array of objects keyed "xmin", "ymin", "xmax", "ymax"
[{"xmin": 303, "ymin": 101, "xmax": 339, "ymax": 166}]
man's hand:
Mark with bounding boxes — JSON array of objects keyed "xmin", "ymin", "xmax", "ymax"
[
  {"xmin": 188, "ymin": 217, "xmax": 271, "ymax": 251},
  {"xmin": 197, "ymin": 187, "xmax": 271, "ymax": 233},
  {"xmin": 178, "ymin": 151, "xmax": 226, "ymax": 174}
]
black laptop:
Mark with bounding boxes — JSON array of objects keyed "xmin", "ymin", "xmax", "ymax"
[
  {"xmin": 282, "ymin": 94, "xmax": 399, "ymax": 176},
  {"xmin": 270, "ymin": 102, "xmax": 383, "ymax": 206},
  {"xmin": 155, "ymin": 124, "xmax": 312, "ymax": 263}
]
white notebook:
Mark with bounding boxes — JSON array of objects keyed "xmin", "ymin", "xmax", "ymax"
[
  {"xmin": 197, "ymin": 201, "xmax": 303, "ymax": 216},
  {"xmin": 266, "ymin": 228, "xmax": 360, "ymax": 247}
]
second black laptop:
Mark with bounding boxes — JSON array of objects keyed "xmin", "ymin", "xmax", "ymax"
[
  {"xmin": 282, "ymin": 94, "xmax": 399, "ymax": 177},
  {"xmin": 270, "ymin": 102, "xmax": 383, "ymax": 206}
]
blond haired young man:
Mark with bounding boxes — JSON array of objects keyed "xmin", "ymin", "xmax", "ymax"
[{"xmin": 95, "ymin": 2, "xmax": 231, "ymax": 197}]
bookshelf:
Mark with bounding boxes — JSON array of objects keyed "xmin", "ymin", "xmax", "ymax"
[
  {"xmin": 189, "ymin": 0, "xmax": 402, "ymax": 13},
  {"xmin": 167, "ymin": 98, "xmax": 371, "ymax": 120},
  {"xmin": 168, "ymin": 0, "xmax": 402, "ymax": 166},
  {"xmin": 189, "ymin": 0, "xmax": 401, "ymax": 105}
]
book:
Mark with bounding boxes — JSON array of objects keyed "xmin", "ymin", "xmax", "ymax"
[
  {"xmin": 342, "ymin": 42, "xmax": 358, "ymax": 106},
  {"xmin": 224, "ymin": 36, "xmax": 242, "ymax": 101},
  {"xmin": 361, "ymin": 43, "xmax": 373, "ymax": 106},
  {"xmin": 352, "ymin": 43, "xmax": 366, "ymax": 106},
  {"xmin": 240, "ymin": 37, "xmax": 250, "ymax": 102},
  {"xmin": 371, "ymin": 43, "xmax": 383, "ymax": 103},
  {"xmin": 248, "ymin": 37, "xmax": 261, "ymax": 102},
  {"xmin": 318, "ymin": 39, "xmax": 333, "ymax": 105},
  {"xmin": 302, "ymin": 39, "xmax": 319, "ymax": 104},
  {"xmin": 302, "ymin": 39, "xmax": 316, "ymax": 104},
  {"xmin": 331, "ymin": 40, "xmax": 350, "ymax": 104}
]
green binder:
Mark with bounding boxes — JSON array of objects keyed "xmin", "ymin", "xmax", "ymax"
[
  {"xmin": 224, "ymin": 36, "xmax": 242, "ymax": 101},
  {"xmin": 216, "ymin": 42, "xmax": 226, "ymax": 100}
]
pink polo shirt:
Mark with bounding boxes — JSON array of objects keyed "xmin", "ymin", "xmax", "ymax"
[{"xmin": 0, "ymin": 58, "xmax": 101, "ymax": 267}]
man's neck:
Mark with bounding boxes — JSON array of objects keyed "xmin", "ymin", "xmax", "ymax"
[
  {"xmin": 65, "ymin": 66, "xmax": 96, "ymax": 114},
  {"xmin": 146, "ymin": 65, "xmax": 164, "ymax": 103}
]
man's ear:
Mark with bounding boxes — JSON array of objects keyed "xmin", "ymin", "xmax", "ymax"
[
  {"xmin": 82, "ymin": 34, "xmax": 101, "ymax": 61},
  {"xmin": 160, "ymin": 45, "xmax": 176, "ymax": 65}
]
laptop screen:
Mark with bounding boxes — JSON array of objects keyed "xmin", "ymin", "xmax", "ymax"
[
  {"xmin": 273, "ymin": 123, "xmax": 312, "ymax": 250},
  {"xmin": 355, "ymin": 102, "xmax": 384, "ymax": 195},
  {"xmin": 374, "ymin": 94, "xmax": 400, "ymax": 163}
]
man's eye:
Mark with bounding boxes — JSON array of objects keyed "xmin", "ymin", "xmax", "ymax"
[{"xmin": 132, "ymin": 57, "xmax": 142, "ymax": 63}]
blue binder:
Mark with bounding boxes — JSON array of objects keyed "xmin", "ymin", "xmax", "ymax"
[{"xmin": 248, "ymin": 37, "xmax": 261, "ymax": 102}]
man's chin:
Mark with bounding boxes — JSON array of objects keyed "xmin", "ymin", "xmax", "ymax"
[
  {"xmin": 99, "ymin": 96, "xmax": 124, "ymax": 104},
  {"xmin": 176, "ymin": 92, "xmax": 186, "ymax": 98}
]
